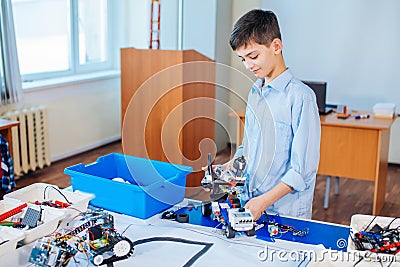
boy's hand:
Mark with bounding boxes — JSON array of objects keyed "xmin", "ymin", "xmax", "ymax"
[
  {"xmin": 244, "ymin": 182, "xmax": 293, "ymax": 220},
  {"xmin": 244, "ymin": 194, "xmax": 270, "ymax": 221}
]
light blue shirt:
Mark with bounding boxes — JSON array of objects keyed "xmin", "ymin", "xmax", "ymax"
[{"xmin": 235, "ymin": 69, "xmax": 321, "ymax": 219}]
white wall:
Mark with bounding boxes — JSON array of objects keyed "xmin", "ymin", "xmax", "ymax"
[
  {"xmin": 23, "ymin": 77, "xmax": 121, "ymax": 161},
  {"xmin": 262, "ymin": 0, "xmax": 400, "ymax": 163},
  {"xmin": 160, "ymin": 0, "xmax": 179, "ymax": 50},
  {"xmin": 124, "ymin": 0, "xmax": 150, "ymax": 49},
  {"xmin": 157, "ymin": 0, "xmax": 233, "ymax": 152},
  {"xmin": 214, "ymin": 0, "xmax": 234, "ymax": 149},
  {"xmin": 227, "ymin": 0, "xmax": 263, "ymax": 143}
]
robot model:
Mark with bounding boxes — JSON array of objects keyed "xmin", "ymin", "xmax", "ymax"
[
  {"xmin": 29, "ymin": 207, "xmax": 134, "ymax": 266},
  {"xmin": 200, "ymin": 153, "xmax": 255, "ymax": 238},
  {"xmin": 200, "ymin": 153, "xmax": 247, "ymax": 202}
]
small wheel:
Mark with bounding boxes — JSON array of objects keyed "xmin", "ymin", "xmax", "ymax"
[
  {"xmin": 113, "ymin": 239, "xmax": 132, "ymax": 257},
  {"xmin": 93, "ymin": 254, "xmax": 103, "ymax": 266},
  {"xmin": 201, "ymin": 201, "xmax": 212, "ymax": 216},
  {"xmin": 246, "ymin": 226, "xmax": 256, "ymax": 237},
  {"xmin": 226, "ymin": 225, "xmax": 235, "ymax": 239},
  {"xmin": 177, "ymin": 213, "xmax": 189, "ymax": 223}
]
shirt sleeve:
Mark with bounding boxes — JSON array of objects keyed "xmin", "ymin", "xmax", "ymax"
[{"xmin": 280, "ymin": 94, "xmax": 321, "ymax": 192}]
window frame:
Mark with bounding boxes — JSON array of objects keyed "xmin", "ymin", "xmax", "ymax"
[{"xmin": 15, "ymin": 0, "xmax": 114, "ymax": 84}]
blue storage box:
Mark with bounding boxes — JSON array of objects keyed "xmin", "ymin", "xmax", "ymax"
[{"xmin": 64, "ymin": 153, "xmax": 192, "ymax": 219}]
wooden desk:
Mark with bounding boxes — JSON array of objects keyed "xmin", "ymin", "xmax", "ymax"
[
  {"xmin": 232, "ymin": 109, "xmax": 394, "ymax": 215},
  {"xmin": 0, "ymin": 118, "xmax": 19, "ymax": 159},
  {"xmin": 319, "ymin": 111, "xmax": 393, "ymax": 215}
]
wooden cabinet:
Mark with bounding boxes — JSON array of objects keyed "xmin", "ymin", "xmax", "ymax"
[{"xmin": 121, "ymin": 48, "xmax": 215, "ymax": 187}]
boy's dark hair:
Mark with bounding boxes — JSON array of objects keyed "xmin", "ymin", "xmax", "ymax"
[{"xmin": 230, "ymin": 9, "xmax": 281, "ymax": 51}]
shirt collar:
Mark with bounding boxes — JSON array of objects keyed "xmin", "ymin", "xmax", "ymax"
[{"xmin": 252, "ymin": 68, "xmax": 293, "ymax": 95}]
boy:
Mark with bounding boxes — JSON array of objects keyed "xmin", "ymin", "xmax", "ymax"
[{"xmin": 228, "ymin": 9, "xmax": 320, "ymax": 220}]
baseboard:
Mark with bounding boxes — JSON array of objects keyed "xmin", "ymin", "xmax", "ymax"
[
  {"xmin": 51, "ymin": 135, "xmax": 121, "ymax": 162},
  {"xmin": 226, "ymin": 142, "xmax": 237, "ymax": 150},
  {"xmin": 389, "ymin": 162, "xmax": 400, "ymax": 168}
]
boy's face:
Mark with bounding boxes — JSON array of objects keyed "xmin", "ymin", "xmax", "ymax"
[{"xmin": 236, "ymin": 41, "xmax": 281, "ymax": 80}]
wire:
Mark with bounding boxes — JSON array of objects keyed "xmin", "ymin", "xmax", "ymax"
[
  {"xmin": 363, "ymin": 215, "xmax": 377, "ymax": 231},
  {"xmin": 385, "ymin": 217, "xmax": 400, "ymax": 230},
  {"xmin": 121, "ymin": 224, "xmax": 134, "ymax": 235},
  {"xmin": 43, "ymin": 185, "xmax": 72, "ymax": 204}
]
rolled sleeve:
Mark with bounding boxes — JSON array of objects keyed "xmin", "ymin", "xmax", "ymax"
[
  {"xmin": 281, "ymin": 169, "xmax": 306, "ymax": 191},
  {"xmin": 281, "ymin": 92, "xmax": 320, "ymax": 193}
]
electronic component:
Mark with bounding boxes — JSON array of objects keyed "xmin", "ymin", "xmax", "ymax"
[
  {"xmin": 232, "ymin": 155, "xmax": 246, "ymax": 179},
  {"xmin": 227, "ymin": 207, "xmax": 254, "ymax": 238},
  {"xmin": 21, "ymin": 207, "xmax": 41, "ymax": 228},
  {"xmin": 29, "ymin": 237, "xmax": 77, "ymax": 267},
  {"xmin": 34, "ymin": 200, "xmax": 71, "ymax": 209},
  {"xmin": 86, "ymin": 230, "xmax": 134, "ymax": 266},
  {"xmin": 351, "ymin": 221, "xmax": 400, "ymax": 254},
  {"xmin": 262, "ymin": 214, "xmax": 309, "ymax": 238},
  {"xmin": 202, "ymin": 199, "xmax": 255, "ymax": 239},
  {"xmin": 28, "ymin": 206, "xmax": 134, "ymax": 266},
  {"xmin": 200, "ymin": 152, "xmax": 256, "ymax": 239},
  {"xmin": 200, "ymin": 153, "xmax": 247, "ymax": 202}
]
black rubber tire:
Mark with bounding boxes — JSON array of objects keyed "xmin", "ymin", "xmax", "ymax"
[
  {"xmin": 177, "ymin": 213, "xmax": 189, "ymax": 223},
  {"xmin": 201, "ymin": 201, "xmax": 212, "ymax": 216},
  {"xmin": 226, "ymin": 225, "xmax": 235, "ymax": 238},
  {"xmin": 246, "ymin": 226, "xmax": 256, "ymax": 237}
]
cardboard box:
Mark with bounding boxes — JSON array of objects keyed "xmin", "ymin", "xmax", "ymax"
[{"xmin": 64, "ymin": 153, "xmax": 192, "ymax": 219}]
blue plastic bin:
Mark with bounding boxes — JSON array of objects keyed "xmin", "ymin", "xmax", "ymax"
[{"xmin": 64, "ymin": 153, "xmax": 192, "ymax": 219}]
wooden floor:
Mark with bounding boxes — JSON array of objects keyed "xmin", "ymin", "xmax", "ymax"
[{"xmin": 2, "ymin": 140, "xmax": 400, "ymax": 226}]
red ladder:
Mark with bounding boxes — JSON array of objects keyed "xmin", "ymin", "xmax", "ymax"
[{"xmin": 149, "ymin": 0, "xmax": 161, "ymax": 49}]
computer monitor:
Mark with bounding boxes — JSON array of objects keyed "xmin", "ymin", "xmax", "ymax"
[{"xmin": 302, "ymin": 81, "xmax": 332, "ymax": 115}]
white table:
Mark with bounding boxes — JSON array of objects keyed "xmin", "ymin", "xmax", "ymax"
[{"xmin": 1, "ymin": 200, "xmax": 399, "ymax": 267}]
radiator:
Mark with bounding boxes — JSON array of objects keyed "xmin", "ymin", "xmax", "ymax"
[{"xmin": 2, "ymin": 106, "xmax": 51, "ymax": 176}]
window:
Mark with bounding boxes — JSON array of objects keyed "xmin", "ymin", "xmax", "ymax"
[{"xmin": 11, "ymin": 0, "xmax": 111, "ymax": 82}]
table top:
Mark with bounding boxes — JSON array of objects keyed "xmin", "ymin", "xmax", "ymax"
[
  {"xmin": 231, "ymin": 108, "xmax": 395, "ymax": 130},
  {"xmin": 2, "ymin": 204, "xmax": 323, "ymax": 266},
  {"xmin": 320, "ymin": 110, "xmax": 394, "ymax": 130},
  {"xmin": 1, "ymin": 199, "xmax": 398, "ymax": 266},
  {"xmin": 0, "ymin": 118, "xmax": 19, "ymax": 130}
]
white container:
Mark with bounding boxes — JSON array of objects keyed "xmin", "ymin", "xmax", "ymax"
[
  {"xmin": 348, "ymin": 214, "xmax": 400, "ymax": 261},
  {"xmin": 373, "ymin": 103, "xmax": 396, "ymax": 118},
  {"xmin": 0, "ymin": 226, "xmax": 25, "ymax": 257},
  {"xmin": 0, "ymin": 199, "xmax": 64, "ymax": 244},
  {"xmin": 4, "ymin": 183, "xmax": 94, "ymax": 220},
  {"xmin": 21, "ymin": 206, "xmax": 65, "ymax": 244},
  {"xmin": 0, "ymin": 199, "xmax": 25, "ymax": 220}
]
